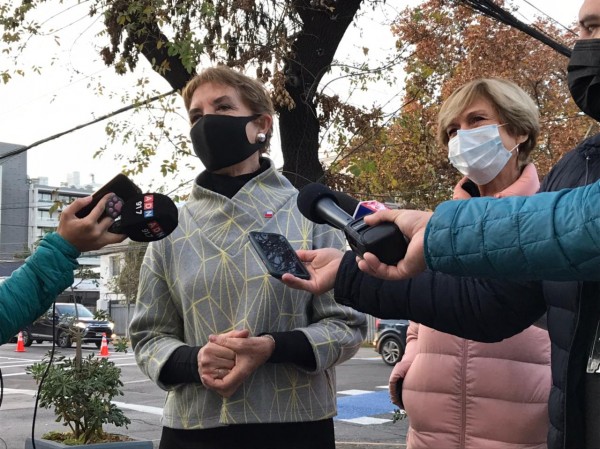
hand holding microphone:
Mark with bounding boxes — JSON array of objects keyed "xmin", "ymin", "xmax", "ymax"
[
  {"xmin": 358, "ymin": 209, "xmax": 432, "ymax": 280},
  {"xmin": 75, "ymin": 174, "xmax": 179, "ymax": 243},
  {"xmin": 296, "ymin": 183, "xmax": 408, "ymax": 265},
  {"xmin": 58, "ymin": 194, "xmax": 127, "ymax": 251}
]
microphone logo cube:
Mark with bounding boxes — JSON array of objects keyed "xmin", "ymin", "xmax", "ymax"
[{"xmin": 354, "ymin": 201, "xmax": 389, "ymax": 219}]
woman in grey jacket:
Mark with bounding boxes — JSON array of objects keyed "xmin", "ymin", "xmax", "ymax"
[{"xmin": 129, "ymin": 66, "xmax": 366, "ymax": 449}]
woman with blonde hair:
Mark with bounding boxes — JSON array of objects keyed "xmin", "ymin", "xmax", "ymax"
[
  {"xmin": 388, "ymin": 78, "xmax": 550, "ymax": 449},
  {"xmin": 282, "ymin": 78, "xmax": 551, "ymax": 449}
]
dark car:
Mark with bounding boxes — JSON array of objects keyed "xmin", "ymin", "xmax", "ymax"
[
  {"xmin": 17, "ymin": 303, "xmax": 114, "ymax": 348},
  {"xmin": 373, "ymin": 318, "xmax": 409, "ymax": 366}
]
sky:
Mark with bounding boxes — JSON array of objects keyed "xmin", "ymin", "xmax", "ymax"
[{"xmin": 0, "ymin": 0, "xmax": 583, "ymax": 196}]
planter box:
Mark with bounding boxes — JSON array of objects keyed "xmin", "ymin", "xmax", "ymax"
[{"xmin": 25, "ymin": 437, "xmax": 153, "ymax": 449}]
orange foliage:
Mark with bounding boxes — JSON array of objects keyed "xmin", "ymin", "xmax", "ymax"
[{"xmin": 328, "ymin": 0, "xmax": 598, "ymax": 210}]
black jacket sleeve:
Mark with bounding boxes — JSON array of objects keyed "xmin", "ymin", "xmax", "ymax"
[{"xmin": 334, "ymin": 251, "xmax": 546, "ymax": 343}]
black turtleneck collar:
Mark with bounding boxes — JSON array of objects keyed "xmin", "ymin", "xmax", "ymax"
[{"xmin": 195, "ymin": 157, "xmax": 270, "ymax": 199}]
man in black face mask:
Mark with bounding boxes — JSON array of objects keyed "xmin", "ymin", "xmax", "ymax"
[{"xmin": 568, "ymin": 0, "xmax": 600, "ymax": 122}]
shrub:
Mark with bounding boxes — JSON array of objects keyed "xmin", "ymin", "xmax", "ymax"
[{"xmin": 26, "ymin": 352, "xmax": 131, "ymax": 444}]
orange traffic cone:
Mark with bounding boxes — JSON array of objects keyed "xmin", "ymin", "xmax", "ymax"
[
  {"xmin": 98, "ymin": 333, "xmax": 110, "ymax": 357},
  {"xmin": 15, "ymin": 331, "xmax": 26, "ymax": 352}
]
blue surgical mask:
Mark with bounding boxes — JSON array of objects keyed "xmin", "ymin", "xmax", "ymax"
[{"xmin": 448, "ymin": 124, "xmax": 516, "ymax": 185}]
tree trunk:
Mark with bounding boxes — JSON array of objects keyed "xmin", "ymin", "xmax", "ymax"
[{"xmin": 280, "ymin": 0, "xmax": 364, "ymax": 188}]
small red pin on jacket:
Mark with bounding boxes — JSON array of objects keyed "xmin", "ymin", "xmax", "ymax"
[{"xmin": 264, "ymin": 210, "xmax": 273, "ymax": 218}]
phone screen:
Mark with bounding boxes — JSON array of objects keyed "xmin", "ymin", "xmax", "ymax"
[{"xmin": 249, "ymin": 231, "xmax": 310, "ymax": 280}]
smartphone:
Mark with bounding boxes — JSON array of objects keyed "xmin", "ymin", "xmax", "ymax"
[
  {"xmin": 248, "ymin": 231, "xmax": 311, "ymax": 280},
  {"xmin": 75, "ymin": 173, "xmax": 142, "ymax": 219}
]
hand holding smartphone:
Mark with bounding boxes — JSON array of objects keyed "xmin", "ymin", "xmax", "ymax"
[
  {"xmin": 248, "ymin": 231, "xmax": 310, "ymax": 280},
  {"xmin": 75, "ymin": 174, "xmax": 142, "ymax": 219}
]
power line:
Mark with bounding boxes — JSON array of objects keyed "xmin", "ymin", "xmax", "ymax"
[
  {"xmin": 0, "ymin": 89, "xmax": 177, "ymax": 162},
  {"xmin": 458, "ymin": 0, "xmax": 572, "ymax": 57},
  {"xmin": 517, "ymin": 0, "xmax": 578, "ymax": 36}
]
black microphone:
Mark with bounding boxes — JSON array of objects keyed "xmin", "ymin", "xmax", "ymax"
[
  {"xmin": 331, "ymin": 191, "xmax": 361, "ymax": 218},
  {"xmin": 297, "ymin": 183, "xmax": 354, "ymax": 227},
  {"xmin": 297, "ymin": 183, "xmax": 407, "ymax": 265},
  {"xmin": 109, "ymin": 193, "xmax": 179, "ymax": 242}
]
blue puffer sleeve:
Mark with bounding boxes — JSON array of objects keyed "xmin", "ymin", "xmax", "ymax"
[
  {"xmin": 425, "ymin": 180, "xmax": 600, "ymax": 281},
  {"xmin": 0, "ymin": 233, "xmax": 80, "ymax": 344}
]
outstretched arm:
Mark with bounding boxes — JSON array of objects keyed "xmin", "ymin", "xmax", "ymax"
[
  {"xmin": 334, "ymin": 251, "xmax": 545, "ymax": 343},
  {"xmin": 425, "ymin": 182, "xmax": 600, "ymax": 281},
  {"xmin": 0, "ymin": 194, "xmax": 126, "ymax": 344}
]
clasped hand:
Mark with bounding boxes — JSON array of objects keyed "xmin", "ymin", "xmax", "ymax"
[{"xmin": 198, "ymin": 329, "xmax": 275, "ymax": 398}]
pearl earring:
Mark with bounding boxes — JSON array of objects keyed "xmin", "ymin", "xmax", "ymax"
[{"xmin": 256, "ymin": 133, "xmax": 267, "ymax": 143}]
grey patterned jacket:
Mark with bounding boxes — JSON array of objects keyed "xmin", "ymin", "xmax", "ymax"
[{"xmin": 129, "ymin": 160, "xmax": 367, "ymax": 429}]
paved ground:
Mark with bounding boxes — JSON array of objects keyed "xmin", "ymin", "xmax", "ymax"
[{"xmin": 0, "ymin": 344, "xmax": 408, "ymax": 448}]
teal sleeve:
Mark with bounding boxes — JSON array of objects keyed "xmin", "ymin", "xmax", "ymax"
[
  {"xmin": 425, "ymin": 180, "xmax": 600, "ymax": 281},
  {"xmin": 0, "ymin": 233, "xmax": 80, "ymax": 344}
]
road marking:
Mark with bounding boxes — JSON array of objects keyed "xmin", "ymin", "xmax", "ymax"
[
  {"xmin": 0, "ymin": 359, "xmax": 39, "ymax": 364},
  {"xmin": 3, "ymin": 388, "xmax": 36, "ymax": 395},
  {"xmin": 338, "ymin": 417, "xmax": 392, "ymax": 425},
  {"xmin": 336, "ymin": 390, "xmax": 396, "ymax": 424},
  {"xmin": 112, "ymin": 401, "xmax": 163, "ymax": 416},
  {"xmin": 338, "ymin": 389, "xmax": 372, "ymax": 396},
  {"xmin": 2, "ymin": 387, "xmax": 397, "ymax": 427}
]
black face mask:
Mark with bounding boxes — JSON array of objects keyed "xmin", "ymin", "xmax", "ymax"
[
  {"xmin": 568, "ymin": 39, "xmax": 600, "ymax": 122},
  {"xmin": 190, "ymin": 114, "xmax": 264, "ymax": 172}
]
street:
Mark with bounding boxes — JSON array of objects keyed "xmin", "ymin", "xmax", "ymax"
[{"xmin": 0, "ymin": 342, "xmax": 407, "ymax": 448}]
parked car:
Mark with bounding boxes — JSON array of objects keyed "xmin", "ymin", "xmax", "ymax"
[
  {"xmin": 373, "ymin": 318, "xmax": 409, "ymax": 366},
  {"xmin": 14, "ymin": 303, "xmax": 114, "ymax": 348}
]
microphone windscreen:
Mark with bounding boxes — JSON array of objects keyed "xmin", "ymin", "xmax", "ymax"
[
  {"xmin": 332, "ymin": 191, "xmax": 360, "ymax": 217},
  {"xmin": 118, "ymin": 193, "xmax": 179, "ymax": 242},
  {"xmin": 296, "ymin": 183, "xmax": 339, "ymax": 224}
]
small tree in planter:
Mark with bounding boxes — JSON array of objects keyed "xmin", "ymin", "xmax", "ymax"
[{"xmin": 26, "ymin": 352, "xmax": 133, "ymax": 446}]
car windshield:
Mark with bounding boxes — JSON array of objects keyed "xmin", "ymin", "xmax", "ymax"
[{"xmin": 55, "ymin": 304, "xmax": 94, "ymax": 318}]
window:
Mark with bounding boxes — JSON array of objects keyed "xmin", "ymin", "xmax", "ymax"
[
  {"xmin": 38, "ymin": 192, "xmax": 53, "ymax": 202},
  {"xmin": 38, "ymin": 210, "xmax": 55, "ymax": 220},
  {"xmin": 109, "ymin": 256, "xmax": 121, "ymax": 277}
]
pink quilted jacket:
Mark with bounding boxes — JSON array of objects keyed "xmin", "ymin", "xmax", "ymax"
[{"xmin": 390, "ymin": 165, "xmax": 551, "ymax": 449}]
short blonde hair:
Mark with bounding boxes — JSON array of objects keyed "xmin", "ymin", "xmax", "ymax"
[
  {"xmin": 181, "ymin": 66, "xmax": 275, "ymax": 151},
  {"xmin": 437, "ymin": 78, "xmax": 540, "ymax": 167}
]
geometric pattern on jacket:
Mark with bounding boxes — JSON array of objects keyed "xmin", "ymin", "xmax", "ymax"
[{"xmin": 129, "ymin": 160, "xmax": 367, "ymax": 429}]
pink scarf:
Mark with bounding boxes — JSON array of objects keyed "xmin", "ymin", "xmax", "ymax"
[{"xmin": 452, "ymin": 163, "xmax": 540, "ymax": 200}]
